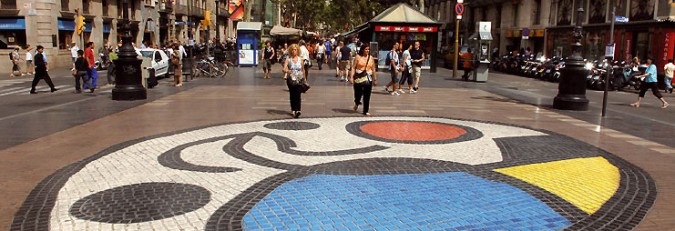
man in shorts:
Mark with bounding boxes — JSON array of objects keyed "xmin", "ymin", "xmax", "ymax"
[
  {"xmin": 337, "ymin": 41, "xmax": 351, "ymax": 82},
  {"xmin": 384, "ymin": 42, "xmax": 400, "ymax": 95},
  {"xmin": 410, "ymin": 41, "xmax": 425, "ymax": 92},
  {"xmin": 262, "ymin": 41, "xmax": 275, "ymax": 79}
]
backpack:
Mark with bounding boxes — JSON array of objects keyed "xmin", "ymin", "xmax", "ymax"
[{"xmin": 385, "ymin": 52, "xmax": 391, "ymax": 65}]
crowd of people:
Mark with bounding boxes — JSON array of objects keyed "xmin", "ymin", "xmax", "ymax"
[{"xmin": 267, "ymin": 37, "xmax": 427, "ymax": 118}]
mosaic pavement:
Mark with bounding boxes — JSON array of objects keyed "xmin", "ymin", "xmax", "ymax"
[{"xmin": 11, "ymin": 117, "xmax": 656, "ymax": 230}]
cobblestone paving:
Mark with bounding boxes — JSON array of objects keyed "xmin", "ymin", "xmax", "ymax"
[{"xmin": 11, "ymin": 117, "xmax": 655, "ymax": 230}]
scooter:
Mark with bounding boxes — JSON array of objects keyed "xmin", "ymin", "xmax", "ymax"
[
  {"xmin": 613, "ymin": 61, "xmax": 642, "ymax": 91},
  {"xmin": 95, "ymin": 53, "xmax": 109, "ymax": 70}
]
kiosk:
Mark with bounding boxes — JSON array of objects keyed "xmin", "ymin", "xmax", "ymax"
[
  {"xmin": 236, "ymin": 22, "xmax": 262, "ymax": 67},
  {"xmin": 470, "ymin": 21, "xmax": 493, "ymax": 82}
]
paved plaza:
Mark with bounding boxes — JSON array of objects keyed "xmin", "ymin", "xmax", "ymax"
[{"xmin": 0, "ymin": 65, "xmax": 673, "ymax": 230}]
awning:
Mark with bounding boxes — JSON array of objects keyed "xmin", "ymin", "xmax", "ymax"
[
  {"xmin": 270, "ymin": 25, "xmax": 302, "ymax": 36},
  {"xmin": 0, "ymin": 19, "xmax": 26, "ymax": 30},
  {"xmin": 57, "ymin": 19, "xmax": 92, "ymax": 32},
  {"xmin": 339, "ymin": 23, "xmax": 368, "ymax": 37},
  {"xmin": 237, "ymin": 22, "xmax": 262, "ymax": 31}
]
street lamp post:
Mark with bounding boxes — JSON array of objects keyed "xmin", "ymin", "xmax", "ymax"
[
  {"xmin": 112, "ymin": 0, "xmax": 147, "ymax": 100},
  {"xmin": 553, "ymin": 7, "xmax": 589, "ymax": 111},
  {"xmin": 215, "ymin": 0, "xmax": 219, "ymax": 44}
]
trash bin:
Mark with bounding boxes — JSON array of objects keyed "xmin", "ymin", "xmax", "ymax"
[
  {"xmin": 474, "ymin": 60, "xmax": 490, "ymax": 82},
  {"xmin": 146, "ymin": 67, "xmax": 157, "ymax": 88}
]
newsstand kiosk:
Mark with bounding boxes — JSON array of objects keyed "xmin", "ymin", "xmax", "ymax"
[
  {"xmin": 236, "ymin": 22, "xmax": 262, "ymax": 67},
  {"xmin": 470, "ymin": 21, "xmax": 493, "ymax": 82}
]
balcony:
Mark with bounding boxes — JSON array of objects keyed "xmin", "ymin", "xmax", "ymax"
[{"xmin": 175, "ymin": 5, "xmax": 187, "ymax": 15}]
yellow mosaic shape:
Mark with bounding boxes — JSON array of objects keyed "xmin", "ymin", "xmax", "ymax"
[{"xmin": 494, "ymin": 157, "xmax": 619, "ymax": 214}]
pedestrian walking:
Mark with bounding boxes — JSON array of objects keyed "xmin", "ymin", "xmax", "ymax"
[
  {"xmin": 262, "ymin": 41, "xmax": 275, "ymax": 79},
  {"xmin": 324, "ymin": 39, "xmax": 332, "ymax": 67},
  {"xmin": 630, "ymin": 57, "xmax": 669, "ymax": 108},
  {"xmin": 337, "ymin": 41, "xmax": 351, "ymax": 82},
  {"xmin": 24, "ymin": 45, "xmax": 34, "ymax": 75},
  {"xmin": 410, "ymin": 41, "xmax": 425, "ymax": 92},
  {"xmin": 171, "ymin": 43, "xmax": 183, "ymax": 87},
  {"xmin": 664, "ymin": 59, "xmax": 674, "ymax": 94},
  {"xmin": 461, "ymin": 48, "xmax": 474, "ymax": 81},
  {"xmin": 70, "ymin": 42, "xmax": 79, "ymax": 70},
  {"xmin": 383, "ymin": 42, "xmax": 400, "ymax": 95},
  {"xmin": 84, "ymin": 42, "xmax": 98, "ymax": 92},
  {"xmin": 74, "ymin": 50, "xmax": 89, "ymax": 93},
  {"xmin": 10, "ymin": 47, "xmax": 23, "ymax": 77},
  {"xmin": 316, "ymin": 42, "xmax": 326, "ymax": 70},
  {"xmin": 299, "ymin": 40, "xmax": 311, "ymax": 81},
  {"xmin": 349, "ymin": 43, "xmax": 378, "ymax": 116},
  {"xmin": 397, "ymin": 43, "xmax": 414, "ymax": 93},
  {"xmin": 107, "ymin": 47, "xmax": 117, "ymax": 85},
  {"xmin": 283, "ymin": 44, "xmax": 306, "ymax": 118},
  {"xmin": 29, "ymin": 45, "xmax": 58, "ymax": 94}
]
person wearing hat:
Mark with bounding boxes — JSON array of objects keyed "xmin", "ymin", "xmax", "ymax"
[{"xmin": 24, "ymin": 45, "xmax": 34, "ymax": 75}]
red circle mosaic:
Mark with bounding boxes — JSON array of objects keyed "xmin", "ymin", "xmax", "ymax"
[{"xmin": 359, "ymin": 121, "xmax": 467, "ymax": 142}]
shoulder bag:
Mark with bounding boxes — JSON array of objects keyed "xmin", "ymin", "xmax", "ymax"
[{"xmin": 353, "ymin": 56, "xmax": 371, "ymax": 84}]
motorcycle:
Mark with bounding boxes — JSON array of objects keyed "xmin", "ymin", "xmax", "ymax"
[
  {"xmin": 612, "ymin": 61, "xmax": 642, "ymax": 91},
  {"xmin": 95, "ymin": 53, "xmax": 109, "ymax": 70}
]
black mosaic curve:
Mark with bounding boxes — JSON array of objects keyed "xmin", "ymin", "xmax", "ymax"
[
  {"xmin": 10, "ymin": 116, "xmax": 657, "ymax": 231},
  {"xmin": 69, "ymin": 183, "xmax": 210, "ymax": 224},
  {"xmin": 345, "ymin": 120, "xmax": 483, "ymax": 144},
  {"xmin": 263, "ymin": 121, "xmax": 320, "ymax": 130},
  {"xmin": 158, "ymin": 139, "xmax": 243, "ymax": 173}
]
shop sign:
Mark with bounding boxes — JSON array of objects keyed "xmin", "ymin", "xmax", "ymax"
[
  {"xmin": 375, "ymin": 26, "xmax": 438, "ymax": 32},
  {"xmin": 615, "ymin": 16, "xmax": 629, "ymax": 23},
  {"xmin": 535, "ymin": 29, "xmax": 545, "ymax": 37},
  {"xmin": 662, "ymin": 32, "xmax": 675, "ymax": 64},
  {"xmin": 505, "ymin": 30, "xmax": 513, "ymax": 38},
  {"xmin": 522, "ymin": 28, "xmax": 530, "ymax": 40},
  {"xmin": 605, "ymin": 43, "xmax": 615, "ymax": 59}
]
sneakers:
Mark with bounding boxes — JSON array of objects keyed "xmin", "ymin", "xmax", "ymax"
[
  {"xmin": 397, "ymin": 89, "xmax": 405, "ymax": 94},
  {"xmin": 383, "ymin": 87, "xmax": 390, "ymax": 93},
  {"xmin": 391, "ymin": 91, "xmax": 400, "ymax": 96},
  {"xmin": 409, "ymin": 89, "xmax": 417, "ymax": 94}
]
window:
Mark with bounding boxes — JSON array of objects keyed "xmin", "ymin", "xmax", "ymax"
[
  {"xmin": 102, "ymin": 0, "xmax": 108, "ymax": 16},
  {"xmin": 61, "ymin": 0, "xmax": 69, "ymax": 11},
  {"xmin": 533, "ymin": 0, "xmax": 541, "ymax": 25},
  {"xmin": 82, "ymin": 0, "xmax": 90, "ymax": 14},
  {"xmin": 512, "ymin": 3, "xmax": 518, "ymax": 27},
  {"xmin": 0, "ymin": 0, "xmax": 16, "ymax": 9}
]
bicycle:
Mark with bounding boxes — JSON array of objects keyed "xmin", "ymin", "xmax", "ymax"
[{"xmin": 193, "ymin": 57, "xmax": 228, "ymax": 78}]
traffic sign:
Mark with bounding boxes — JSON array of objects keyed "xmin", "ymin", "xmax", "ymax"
[
  {"xmin": 615, "ymin": 16, "xmax": 629, "ymax": 23},
  {"xmin": 455, "ymin": 3, "xmax": 464, "ymax": 15}
]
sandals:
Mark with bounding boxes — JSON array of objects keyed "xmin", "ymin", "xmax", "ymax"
[
  {"xmin": 353, "ymin": 104, "xmax": 359, "ymax": 111},
  {"xmin": 630, "ymin": 103, "xmax": 640, "ymax": 108},
  {"xmin": 662, "ymin": 103, "xmax": 669, "ymax": 109}
]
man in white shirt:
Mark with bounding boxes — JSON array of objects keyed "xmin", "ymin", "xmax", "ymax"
[
  {"xmin": 299, "ymin": 40, "xmax": 310, "ymax": 81},
  {"xmin": 665, "ymin": 59, "xmax": 675, "ymax": 94},
  {"xmin": 70, "ymin": 42, "xmax": 79, "ymax": 70},
  {"xmin": 178, "ymin": 42, "xmax": 187, "ymax": 59}
]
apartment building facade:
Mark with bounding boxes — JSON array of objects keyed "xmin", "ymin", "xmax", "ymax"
[
  {"xmin": 0, "ymin": 0, "xmax": 230, "ymax": 73},
  {"xmin": 427, "ymin": 0, "xmax": 675, "ymax": 69}
]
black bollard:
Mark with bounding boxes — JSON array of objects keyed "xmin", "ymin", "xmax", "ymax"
[
  {"xmin": 112, "ymin": 0, "xmax": 147, "ymax": 101},
  {"xmin": 553, "ymin": 7, "xmax": 589, "ymax": 111}
]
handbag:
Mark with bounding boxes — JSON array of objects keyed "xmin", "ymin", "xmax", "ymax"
[
  {"xmin": 353, "ymin": 56, "xmax": 371, "ymax": 84},
  {"xmin": 300, "ymin": 81, "xmax": 310, "ymax": 93},
  {"xmin": 303, "ymin": 59, "xmax": 312, "ymax": 68},
  {"xmin": 72, "ymin": 69, "xmax": 77, "ymax": 77}
]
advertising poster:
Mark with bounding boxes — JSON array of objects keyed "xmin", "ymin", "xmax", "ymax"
[
  {"xmin": 239, "ymin": 50, "xmax": 255, "ymax": 65},
  {"xmin": 229, "ymin": 0, "xmax": 244, "ymax": 20}
]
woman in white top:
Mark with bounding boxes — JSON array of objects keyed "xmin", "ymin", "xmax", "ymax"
[
  {"xmin": 25, "ymin": 45, "xmax": 34, "ymax": 75},
  {"xmin": 316, "ymin": 42, "xmax": 326, "ymax": 70},
  {"xmin": 283, "ymin": 44, "xmax": 306, "ymax": 118}
]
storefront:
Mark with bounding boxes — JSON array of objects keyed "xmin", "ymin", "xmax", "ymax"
[
  {"xmin": 0, "ymin": 18, "xmax": 27, "ymax": 49},
  {"xmin": 546, "ymin": 21, "xmax": 675, "ymax": 72},
  {"xmin": 345, "ymin": 3, "xmax": 441, "ymax": 72},
  {"xmin": 502, "ymin": 28, "xmax": 545, "ymax": 57}
]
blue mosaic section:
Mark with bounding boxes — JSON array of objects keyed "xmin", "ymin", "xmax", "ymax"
[{"xmin": 243, "ymin": 172, "xmax": 571, "ymax": 230}]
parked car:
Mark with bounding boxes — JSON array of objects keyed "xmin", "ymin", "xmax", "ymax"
[
  {"xmin": 136, "ymin": 48, "xmax": 170, "ymax": 78},
  {"xmin": 444, "ymin": 45, "xmax": 469, "ymax": 69}
]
